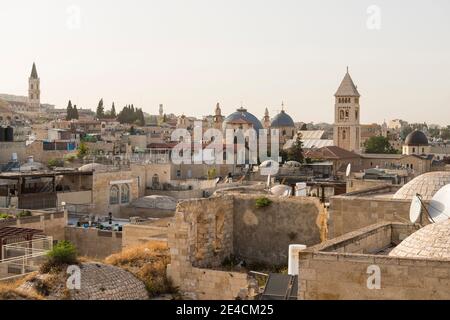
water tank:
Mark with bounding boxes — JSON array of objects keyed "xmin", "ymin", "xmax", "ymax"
[
  {"xmin": 5, "ymin": 126, "xmax": 13, "ymax": 142},
  {"xmin": 0, "ymin": 127, "xmax": 5, "ymax": 142}
]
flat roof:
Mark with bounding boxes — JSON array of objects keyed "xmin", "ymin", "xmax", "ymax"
[{"xmin": 0, "ymin": 170, "xmax": 93, "ymax": 179}]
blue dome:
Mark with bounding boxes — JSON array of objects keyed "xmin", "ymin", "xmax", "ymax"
[
  {"xmin": 223, "ymin": 108, "xmax": 263, "ymax": 131},
  {"xmin": 270, "ymin": 110, "xmax": 295, "ymax": 127}
]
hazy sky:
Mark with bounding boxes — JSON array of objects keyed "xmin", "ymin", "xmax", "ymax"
[{"xmin": 1, "ymin": 0, "xmax": 450, "ymax": 125}]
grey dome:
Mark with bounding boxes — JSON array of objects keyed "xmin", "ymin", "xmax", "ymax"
[
  {"xmin": 405, "ymin": 130, "xmax": 428, "ymax": 146},
  {"xmin": 270, "ymin": 110, "xmax": 295, "ymax": 127},
  {"xmin": 223, "ymin": 107, "xmax": 263, "ymax": 131}
]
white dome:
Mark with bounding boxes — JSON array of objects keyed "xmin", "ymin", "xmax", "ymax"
[
  {"xmin": 270, "ymin": 185, "xmax": 292, "ymax": 196},
  {"xmin": 78, "ymin": 163, "xmax": 107, "ymax": 172},
  {"xmin": 393, "ymin": 172, "xmax": 450, "ymax": 201},
  {"xmin": 389, "ymin": 219, "xmax": 450, "ymax": 259}
]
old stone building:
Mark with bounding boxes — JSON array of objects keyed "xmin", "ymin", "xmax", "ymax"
[{"xmin": 333, "ymin": 68, "xmax": 361, "ymax": 153}]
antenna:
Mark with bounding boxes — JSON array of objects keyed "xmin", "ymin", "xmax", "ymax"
[
  {"xmin": 345, "ymin": 163, "xmax": 352, "ymax": 177},
  {"xmin": 427, "ymin": 185, "xmax": 450, "ymax": 223},
  {"xmin": 409, "ymin": 195, "xmax": 422, "ymax": 224}
]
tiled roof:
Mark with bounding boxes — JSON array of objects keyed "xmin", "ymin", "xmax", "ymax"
[
  {"xmin": 305, "ymin": 146, "xmax": 360, "ymax": 160},
  {"xmin": 335, "ymin": 71, "xmax": 360, "ymax": 97}
]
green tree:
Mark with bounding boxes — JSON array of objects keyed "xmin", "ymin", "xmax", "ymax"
[
  {"xmin": 111, "ymin": 102, "xmax": 116, "ymax": 118},
  {"xmin": 364, "ymin": 136, "xmax": 398, "ymax": 154},
  {"xmin": 96, "ymin": 98, "xmax": 105, "ymax": 119},
  {"xmin": 72, "ymin": 105, "xmax": 79, "ymax": 119},
  {"xmin": 287, "ymin": 133, "xmax": 305, "ymax": 163},
  {"xmin": 66, "ymin": 100, "xmax": 73, "ymax": 120},
  {"xmin": 77, "ymin": 141, "xmax": 89, "ymax": 159}
]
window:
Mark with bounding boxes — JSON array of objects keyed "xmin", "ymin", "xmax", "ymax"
[
  {"xmin": 340, "ymin": 110, "xmax": 344, "ymax": 120},
  {"xmin": 355, "ymin": 110, "xmax": 358, "ymax": 119},
  {"xmin": 152, "ymin": 174, "xmax": 160, "ymax": 187},
  {"xmin": 109, "ymin": 185, "xmax": 119, "ymax": 205},
  {"xmin": 412, "ymin": 147, "xmax": 416, "ymax": 153},
  {"xmin": 176, "ymin": 170, "xmax": 181, "ymax": 178},
  {"xmin": 282, "ymin": 130, "xmax": 286, "ymax": 136},
  {"xmin": 342, "ymin": 130, "xmax": 346, "ymax": 140},
  {"xmin": 120, "ymin": 184, "xmax": 130, "ymax": 204},
  {"xmin": 345, "ymin": 110, "xmax": 349, "ymax": 118},
  {"xmin": 422, "ymin": 148, "xmax": 425, "ymax": 153}
]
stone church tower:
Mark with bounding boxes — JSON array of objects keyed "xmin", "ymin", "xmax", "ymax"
[
  {"xmin": 333, "ymin": 68, "xmax": 361, "ymax": 153},
  {"xmin": 262, "ymin": 107, "xmax": 271, "ymax": 129},
  {"xmin": 28, "ymin": 62, "xmax": 40, "ymax": 110},
  {"xmin": 213, "ymin": 102, "xmax": 224, "ymax": 130}
]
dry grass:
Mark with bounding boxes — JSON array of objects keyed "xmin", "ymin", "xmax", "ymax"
[
  {"xmin": 105, "ymin": 241, "xmax": 177, "ymax": 297},
  {"xmin": 0, "ymin": 275, "xmax": 43, "ymax": 300}
]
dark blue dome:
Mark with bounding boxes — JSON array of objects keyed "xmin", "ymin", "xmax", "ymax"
[
  {"xmin": 270, "ymin": 110, "xmax": 295, "ymax": 127},
  {"xmin": 223, "ymin": 108, "xmax": 263, "ymax": 131},
  {"xmin": 405, "ymin": 130, "xmax": 428, "ymax": 146}
]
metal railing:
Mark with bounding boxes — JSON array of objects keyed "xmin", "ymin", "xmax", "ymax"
[{"xmin": 0, "ymin": 236, "xmax": 53, "ymax": 281}]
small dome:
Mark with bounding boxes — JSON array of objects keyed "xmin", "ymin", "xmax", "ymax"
[
  {"xmin": 393, "ymin": 171, "xmax": 450, "ymax": 201},
  {"xmin": 271, "ymin": 110, "xmax": 295, "ymax": 128},
  {"xmin": 405, "ymin": 130, "xmax": 428, "ymax": 146},
  {"xmin": 131, "ymin": 195, "xmax": 177, "ymax": 210},
  {"xmin": 19, "ymin": 263, "xmax": 149, "ymax": 300},
  {"xmin": 78, "ymin": 163, "xmax": 107, "ymax": 172},
  {"xmin": 223, "ymin": 107, "xmax": 263, "ymax": 131},
  {"xmin": 389, "ymin": 219, "xmax": 450, "ymax": 259}
]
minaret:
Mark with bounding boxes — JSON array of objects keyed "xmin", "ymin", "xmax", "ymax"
[
  {"xmin": 333, "ymin": 67, "xmax": 361, "ymax": 153},
  {"xmin": 159, "ymin": 104, "xmax": 164, "ymax": 117},
  {"xmin": 28, "ymin": 62, "xmax": 40, "ymax": 111},
  {"xmin": 213, "ymin": 102, "xmax": 224, "ymax": 130},
  {"xmin": 262, "ymin": 107, "xmax": 271, "ymax": 129}
]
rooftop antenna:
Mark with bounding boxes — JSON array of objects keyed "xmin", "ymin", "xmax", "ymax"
[
  {"xmin": 409, "ymin": 194, "xmax": 423, "ymax": 224},
  {"xmin": 345, "ymin": 163, "xmax": 352, "ymax": 178},
  {"xmin": 427, "ymin": 185, "xmax": 450, "ymax": 223}
]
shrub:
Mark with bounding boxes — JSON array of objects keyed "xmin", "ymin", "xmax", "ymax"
[
  {"xmin": 0, "ymin": 213, "xmax": 13, "ymax": 220},
  {"xmin": 255, "ymin": 197, "xmax": 272, "ymax": 208},
  {"xmin": 17, "ymin": 210, "xmax": 32, "ymax": 218},
  {"xmin": 48, "ymin": 158, "xmax": 64, "ymax": 168},
  {"xmin": 46, "ymin": 241, "xmax": 78, "ymax": 267},
  {"xmin": 64, "ymin": 154, "xmax": 77, "ymax": 163}
]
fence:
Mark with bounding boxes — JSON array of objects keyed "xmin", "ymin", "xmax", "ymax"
[{"xmin": 0, "ymin": 236, "xmax": 53, "ymax": 281}]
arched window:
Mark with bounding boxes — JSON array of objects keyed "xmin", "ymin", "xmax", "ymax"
[
  {"xmin": 355, "ymin": 110, "xmax": 358, "ymax": 119},
  {"xmin": 120, "ymin": 184, "xmax": 130, "ymax": 204},
  {"xmin": 340, "ymin": 110, "xmax": 344, "ymax": 119},
  {"xmin": 342, "ymin": 130, "xmax": 346, "ymax": 140},
  {"xmin": 152, "ymin": 174, "xmax": 160, "ymax": 187},
  {"xmin": 345, "ymin": 110, "xmax": 349, "ymax": 118},
  {"xmin": 109, "ymin": 185, "xmax": 119, "ymax": 205},
  {"xmin": 282, "ymin": 130, "xmax": 286, "ymax": 136}
]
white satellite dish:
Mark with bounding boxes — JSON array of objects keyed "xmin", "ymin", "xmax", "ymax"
[
  {"xmin": 428, "ymin": 184, "xmax": 450, "ymax": 223},
  {"xmin": 409, "ymin": 195, "xmax": 422, "ymax": 224},
  {"xmin": 345, "ymin": 163, "xmax": 352, "ymax": 177}
]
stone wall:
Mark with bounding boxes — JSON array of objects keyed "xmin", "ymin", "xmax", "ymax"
[
  {"xmin": 166, "ymin": 194, "xmax": 325, "ymax": 299},
  {"xmin": 328, "ymin": 191, "xmax": 414, "ymax": 238},
  {"xmin": 346, "ymin": 179, "xmax": 392, "ymax": 193},
  {"xmin": 166, "ymin": 196, "xmax": 254, "ymax": 299},
  {"xmin": 233, "ymin": 195, "xmax": 323, "ymax": 265},
  {"xmin": 298, "ymin": 223, "xmax": 450, "ymax": 300},
  {"xmin": 122, "ymin": 223, "xmax": 168, "ymax": 248},
  {"xmin": 92, "ymin": 171, "xmax": 139, "ymax": 215},
  {"xmin": 64, "ymin": 226, "xmax": 122, "ymax": 259},
  {"xmin": 0, "ymin": 209, "xmax": 67, "ymax": 240}
]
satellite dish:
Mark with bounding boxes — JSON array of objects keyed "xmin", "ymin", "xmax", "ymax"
[
  {"xmin": 409, "ymin": 195, "xmax": 422, "ymax": 224},
  {"xmin": 428, "ymin": 184, "xmax": 450, "ymax": 223},
  {"xmin": 345, "ymin": 163, "xmax": 352, "ymax": 177}
]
